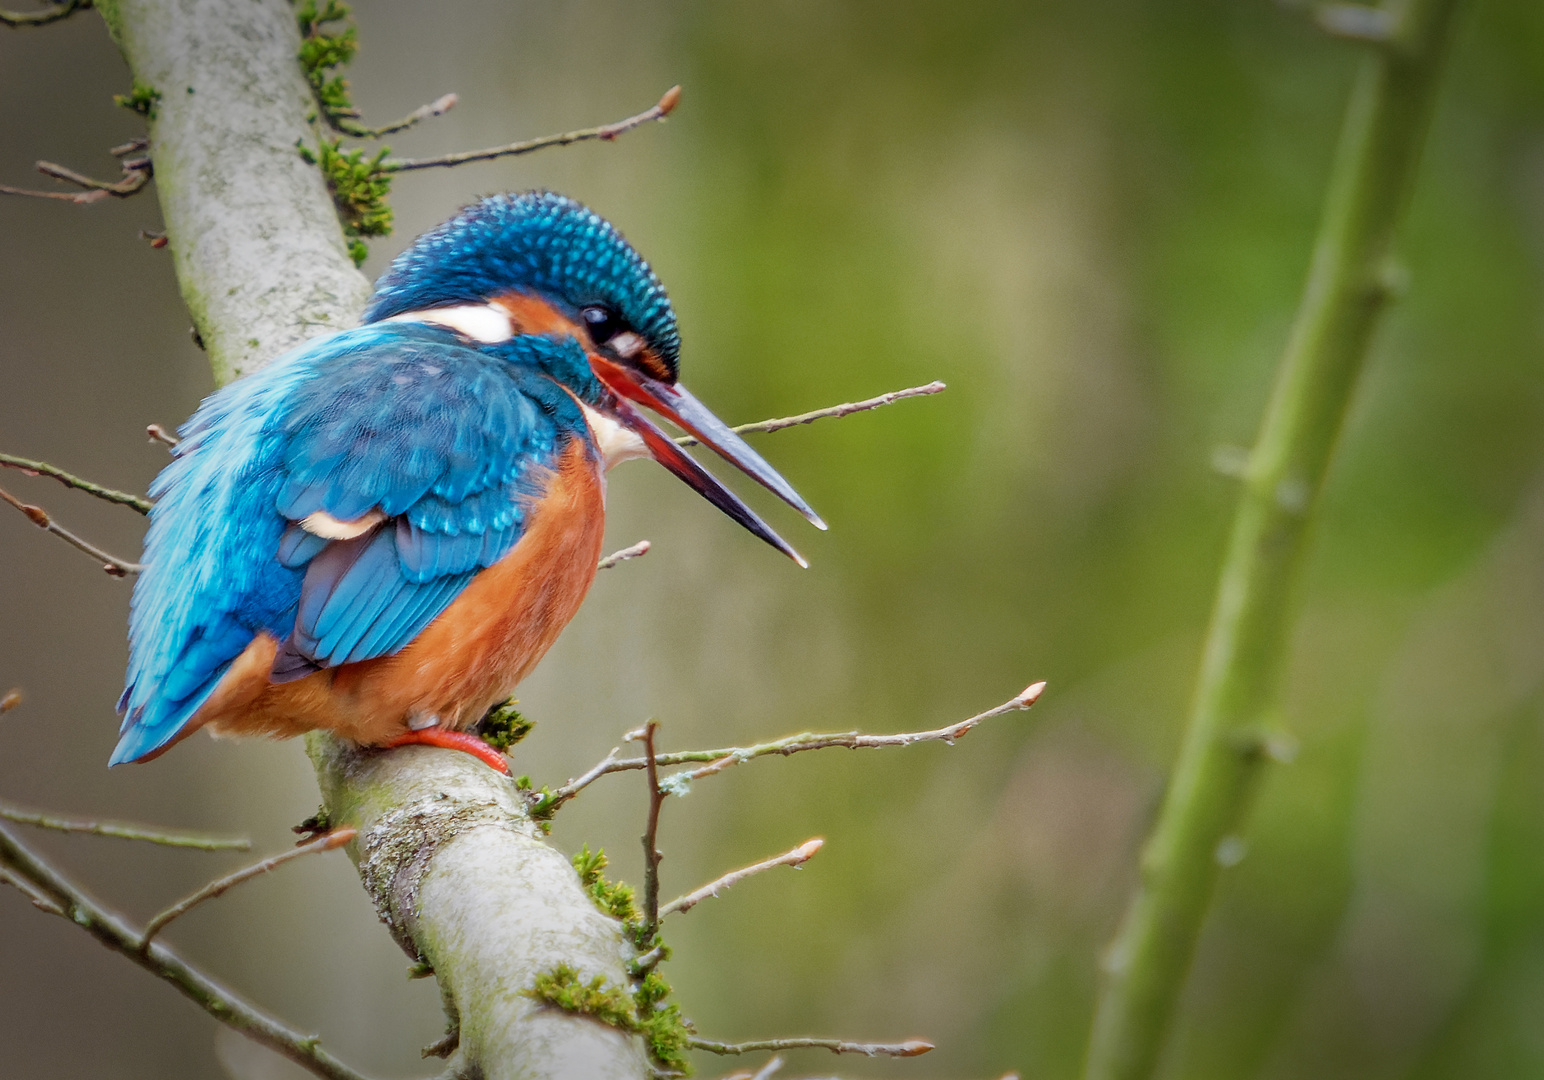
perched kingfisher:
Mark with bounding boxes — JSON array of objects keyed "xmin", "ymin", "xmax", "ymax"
[{"xmin": 114, "ymin": 192, "xmax": 821, "ymax": 770}]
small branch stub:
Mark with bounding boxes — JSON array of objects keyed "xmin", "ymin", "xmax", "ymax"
[
  {"xmin": 138, "ymin": 828, "xmax": 356, "ymax": 950},
  {"xmin": 661, "ymin": 839, "xmax": 823, "ymax": 918}
]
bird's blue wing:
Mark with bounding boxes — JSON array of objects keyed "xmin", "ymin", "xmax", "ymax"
[{"xmin": 114, "ymin": 323, "xmax": 579, "ymax": 765}]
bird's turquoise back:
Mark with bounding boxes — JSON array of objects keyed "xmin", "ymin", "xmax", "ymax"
[{"xmin": 114, "ymin": 322, "xmax": 591, "ymax": 764}]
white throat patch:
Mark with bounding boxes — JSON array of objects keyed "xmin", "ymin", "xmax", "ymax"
[
  {"xmin": 383, "ymin": 304, "xmax": 515, "ymax": 344},
  {"xmin": 580, "ymin": 402, "xmax": 647, "ymax": 470}
]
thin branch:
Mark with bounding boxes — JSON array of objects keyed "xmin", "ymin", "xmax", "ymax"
[
  {"xmin": 330, "ymin": 92, "xmax": 458, "ymax": 139},
  {"xmin": 0, "ymin": 452, "xmax": 152, "ymax": 514},
  {"xmin": 0, "ymin": 823, "xmax": 374, "ymax": 1080},
  {"xmin": 690, "ymin": 1036, "xmax": 934, "ymax": 1059},
  {"xmin": 35, "ymin": 156, "xmax": 152, "ymax": 196},
  {"xmin": 1, "ymin": 155, "xmax": 152, "ymax": 203},
  {"xmin": 675, "ymin": 381, "xmax": 948, "ymax": 448},
  {"xmin": 636, "ymin": 722, "xmax": 665, "ymax": 937},
  {"xmin": 0, "ymin": 0, "xmax": 89, "ymax": 28},
  {"xmin": 0, "ymin": 863, "xmax": 63, "ymax": 915},
  {"xmin": 386, "ymin": 85, "xmax": 681, "ymax": 172},
  {"xmin": 660, "ymin": 839, "xmax": 822, "ymax": 918},
  {"xmin": 146, "ymin": 423, "xmax": 181, "ymax": 448},
  {"xmin": 0, "ymin": 483, "xmax": 143, "ymax": 575},
  {"xmin": 0, "ymin": 180, "xmax": 104, "ymax": 202},
  {"xmin": 138, "ymin": 829, "xmax": 356, "ymax": 950},
  {"xmin": 597, "ymin": 539, "xmax": 651, "ymax": 571},
  {"xmin": 543, "ymin": 682, "xmax": 1045, "ymax": 810},
  {"xmin": 0, "ymin": 801, "xmax": 250, "ymax": 850}
]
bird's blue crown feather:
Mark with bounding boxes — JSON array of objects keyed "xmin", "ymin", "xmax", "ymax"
[{"xmin": 363, "ymin": 191, "xmax": 681, "ymax": 378}]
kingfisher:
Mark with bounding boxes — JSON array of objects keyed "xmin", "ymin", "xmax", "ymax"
[{"xmin": 113, "ymin": 192, "xmax": 822, "ymax": 771}]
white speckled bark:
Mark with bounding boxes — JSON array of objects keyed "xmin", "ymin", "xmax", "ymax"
[
  {"xmin": 101, "ymin": 2, "xmax": 649, "ymax": 1074},
  {"xmin": 101, "ymin": 0, "xmax": 372, "ymax": 381},
  {"xmin": 310, "ymin": 737, "xmax": 649, "ymax": 1080}
]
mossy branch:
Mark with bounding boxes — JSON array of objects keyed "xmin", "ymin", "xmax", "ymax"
[{"xmin": 1081, "ymin": 3, "xmax": 1467, "ymax": 1079}]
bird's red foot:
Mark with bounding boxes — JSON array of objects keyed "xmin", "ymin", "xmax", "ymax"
[{"xmin": 382, "ymin": 729, "xmax": 511, "ymax": 774}]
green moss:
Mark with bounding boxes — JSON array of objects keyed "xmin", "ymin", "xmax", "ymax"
[
  {"xmin": 304, "ymin": 138, "xmax": 392, "ymax": 265},
  {"xmin": 523, "ymin": 964, "xmax": 637, "ymax": 1031},
  {"xmin": 296, "ymin": 0, "xmax": 358, "ymax": 124},
  {"xmin": 477, "ymin": 699, "xmax": 536, "ymax": 752},
  {"xmin": 292, "ymin": 806, "xmax": 331, "ymax": 839},
  {"xmin": 572, "ymin": 845, "xmax": 642, "ymax": 926},
  {"xmin": 555, "ymin": 847, "xmax": 693, "ymax": 1073},
  {"xmin": 113, "ymin": 78, "xmax": 161, "ymax": 119},
  {"xmin": 523, "ymin": 963, "xmax": 693, "ymax": 1075},
  {"xmin": 294, "ymin": 0, "xmax": 392, "ymax": 262}
]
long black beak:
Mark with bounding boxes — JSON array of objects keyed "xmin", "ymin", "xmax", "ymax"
[{"xmin": 592, "ymin": 357, "xmax": 820, "ymax": 567}]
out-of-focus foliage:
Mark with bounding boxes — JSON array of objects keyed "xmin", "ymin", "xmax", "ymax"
[{"xmin": 3, "ymin": 2, "xmax": 1544, "ymax": 1079}]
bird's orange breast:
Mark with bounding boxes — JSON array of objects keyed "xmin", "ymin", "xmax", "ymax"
[{"xmin": 197, "ymin": 438, "xmax": 606, "ymax": 747}]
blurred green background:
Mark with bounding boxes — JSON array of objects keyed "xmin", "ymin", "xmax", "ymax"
[{"xmin": 4, "ymin": 1, "xmax": 1544, "ymax": 1077}]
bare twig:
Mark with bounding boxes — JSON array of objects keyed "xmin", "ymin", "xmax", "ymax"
[
  {"xmin": 0, "ymin": 483, "xmax": 144, "ymax": 575},
  {"xmin": 676, "ymin": 381, "xmax": 948, "ymax": 448},
  {"xmin": 0, "ymin": 863, "xmax": 63, "ymax": 914},
  {"xmin": 690, "ymin": 1036, "xmax": 934, "ymax": 1058},
  {"xmin": 330, "ymin": 92, "xmax": 458, "ymax": 139},
  {"xmin": 635, "ymin": 721, "xmax": 665, "ymax": 937},
  {"xmin": 0, "ymin": 824, "xmax": 373, "ymax": 1080},
  {"xmin": 0, "ymin": 452, "xmax": 152, "ymax": 514},
  {"xmin": 139, "ymin": 829, "xmax": 356, "ymax": 950},
  {"xmin": 661, "ymin": 839, "xmax": 822, "ymax": 918},
  {"xmin": 35, "ymin": 156, "xmax": 152, "ymax": 196},
  {"xmin": 0, "ymin": 801, "xmax": 250, "ymax": 850},
  {"xmin": 0, "ymin": 0, "xmax": 89, "ymax": 29},
  {"xmin": 386, "ymin": 85, "xmax": 680, "ymax": 172},
  {"xmin": 0, "ymin": 180, "xmax": 104, "ymax": 202},
  {"xmin": 597, "ymin": 539, "xmax": 651, "ymax": 571},
  {"xmin": 146, "ymin": 423, "xmax": 180, "ymax": 448},
  {"xmin": 545, "ymin": 682, "xmax": 1046, "ymax": 808}
]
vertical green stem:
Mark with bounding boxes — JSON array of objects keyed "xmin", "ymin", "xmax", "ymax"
[{"xmin": 1082, "ymin": 4, "xmax": 1465, "ymax": 1079}]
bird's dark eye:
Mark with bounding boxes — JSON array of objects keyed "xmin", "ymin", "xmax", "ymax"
[{"xmin": 580, "ymin": 305, "xmax": 621, "ymax": 345}]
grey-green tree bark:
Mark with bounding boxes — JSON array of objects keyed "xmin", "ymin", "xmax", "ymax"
[{"xmin": 95, "ymin": 1, "xmax": 650, "ymax": 1076}]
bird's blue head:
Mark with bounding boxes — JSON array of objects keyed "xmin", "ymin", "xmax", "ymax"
[
  {"xmin": 362, "ymin": 192, "xmax": 822, "ymax": 563},
  {"xmin": 364, "ymin": 191, "xmax": 680, "ymax": 381}
]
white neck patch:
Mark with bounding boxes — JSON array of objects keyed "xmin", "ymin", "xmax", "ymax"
[
  {"xmin": 580, "ymin": 402, "xmax": 647, "ymax": 471},
  {"xmin": 383, "ymin": 304, "xmax": 515, "ymax": 344}
]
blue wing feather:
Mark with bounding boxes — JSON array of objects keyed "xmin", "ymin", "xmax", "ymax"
[{"xmin": 114, "ymin": 323, "xmax": 589, "ymax": 765}]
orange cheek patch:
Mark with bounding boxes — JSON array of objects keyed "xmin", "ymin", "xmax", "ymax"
[{"xmin": 492, "ymin": 292, "xmax": 585, "ymax": 340}]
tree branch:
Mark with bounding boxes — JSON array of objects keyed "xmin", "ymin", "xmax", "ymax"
[
  {"xmin": 385, "ymin": 85, "xmax": 680, "ymax": 172},
  {"xmin": 138, "ymin": 828, "xmax": 355, "ymax": 950},
  {"xmin": 0, "ymin": 801, "xmax": 250, "ymax": 850},
  {"xmin": 1082, "ymin": 3, "xmax": 1467, "ymax": 1078},
  {"xmin": 0, "ymin": 823, "xmax": 377, "ymax": 1080},
  {"xmin": 0, "ymin": 452, "xmax": 152, "ymax": 513},
  {"xmin": 35, "ymin": 155, "xmax": 152, "ymax": 196},
  {"xmin": 660, "ymin": 838, "xmax": 822, "ymax": 918},
  {"xmin": 0, "ymin": 483, "xmax": 143, "ymax": 575},
  {"xmin": 540, "ymin": 682, "xmax": 1045, "ymax": 812},
  {"xmin": 690, "ymin": 1036, "xmax": 933, "ymax": 1058},
  {"xmin": 636, "ymin": 722, "xmax": 665, "ymax": 937},
  {"xmin": 0, "ymin": 0, "xmax": 90, "ymax": 29},
  {"xmin": 330, "ymin": 92, "xmax": 458, "ymax": 139},
  {"xmin": 598, "ymin": 539, "xmax": 651, "ymax": 570},
  {"xmin": 306, "ymin": 735, "xmax": 650, "ymax": 1079},
  {"xmin": 675, "ymin": 381, "xmax": 947, "ymax": 448}
]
